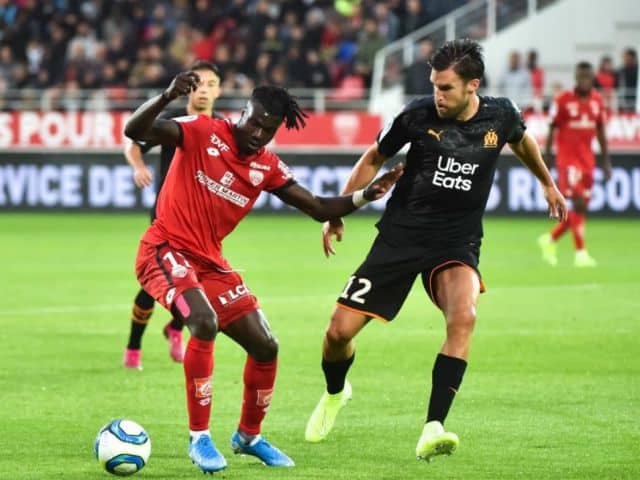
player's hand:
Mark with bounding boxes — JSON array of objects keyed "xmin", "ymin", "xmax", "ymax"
[
  {"xmin": 163, "ymin": 71, "xmax": 200, "ymax": 101},
  {"xmin": 133, "ymin": 165, "xmax": 153, "ymax": 188},
  {"xmin": 363, "ymin": 163, "xmax": 404, "ymax": 201},
  {"xmin": 543, "ymin": 184, "xmax": 567, "ymax": 222},
  {"xmin": 322, "ymin": 218, "xmax": 344, "ymax": 258}
]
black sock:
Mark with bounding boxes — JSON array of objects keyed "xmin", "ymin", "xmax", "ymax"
[
  {"xmin": 135, "ymin": 289, "xmax": 155, "ymax": 310},
  {"xmin": 127, "ymin": 290, "xmax": 155, "ymax": 350},
  {"xmin": 169, "ymin": 317, "xmax": 183, "ymax": 330},
  {"xmin": 426, "ymin": 353, "xmax": 467, "ymax": 424},
  {"xmin": 127, "ymin": 322, "xmax": 147, "ymax": 350},
  {"xmin": 322, "ymin": 354, "xmax": 355, "ymax": 394}
]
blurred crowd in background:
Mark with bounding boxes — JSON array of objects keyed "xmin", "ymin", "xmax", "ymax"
[{"xmin": 0, "ymin": 0, "xmax": 637, "ymax": 111}]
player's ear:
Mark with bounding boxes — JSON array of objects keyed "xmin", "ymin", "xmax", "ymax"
[{"xmin": 467, "ymin": 78, "xmax": 480, "ymax": 93}]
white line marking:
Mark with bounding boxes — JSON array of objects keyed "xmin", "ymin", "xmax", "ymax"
[{"xmin": 3, "ymin": 282, "xmax": 638, "ymax": 317}]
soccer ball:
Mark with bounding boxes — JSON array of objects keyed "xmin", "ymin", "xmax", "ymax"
[{"xmin": 94, "ymin": 419, "xmax": 151, "ymax": 476}]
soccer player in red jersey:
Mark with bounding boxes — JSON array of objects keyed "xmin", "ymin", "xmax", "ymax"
[
  {"xmin": 538, "ymin": 61, "xmax": 612, "ymax": 267},
  {"xmin": 123, "ymin": 61, "xmax": 223, "ymax": 370},
  {"xmin": 124, "ymin": 71, "xmax": 403, "ymax": 473}
]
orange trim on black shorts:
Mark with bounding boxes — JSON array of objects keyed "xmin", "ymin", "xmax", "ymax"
[
  {"xmin": 428, "ymin": 260, "xmax": 487, "ymax": 310},
  {"xmin": 335, "ymin": 303, "xmax": 390, "ymax": 323}
]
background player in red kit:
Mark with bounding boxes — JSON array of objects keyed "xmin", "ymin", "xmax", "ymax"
[
  {"xmin": 538, "ymin": 61, "xmax": 612, "ymax": 267},
  {"xmin": 125, "ymin": 71, "xmax": 403, "ymax": 473}
]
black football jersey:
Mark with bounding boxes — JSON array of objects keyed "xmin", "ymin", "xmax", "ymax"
[{"xmin": 376, "ymin": 95, "xmax": 526, "ymax": 247}]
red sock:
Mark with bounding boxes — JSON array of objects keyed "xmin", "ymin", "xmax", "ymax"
[
  {"xmin": 184, "ymin": 337, "xmax": 214, "ymax": 431},
  {"xmin": 550, "ymin": 219, "xmax": 570, "ymax": 241},
  {"xmin": 238, "ymin": 356, "xmax": 277, "ymax": 435},
  {"xmin": 568, "ymin": 211, "xmax": 586, "ymax": 250}
]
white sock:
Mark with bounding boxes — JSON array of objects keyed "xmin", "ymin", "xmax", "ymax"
[{"xmin": 190, "ymin": 429, "xmax": 210, "ymax": 441}]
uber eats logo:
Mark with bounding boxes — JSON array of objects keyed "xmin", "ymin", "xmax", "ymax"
[{"xmin": 433, "ymin": 155, "xmax": 479, "ymax": 192}]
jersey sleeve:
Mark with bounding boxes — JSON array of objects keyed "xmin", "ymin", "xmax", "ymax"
[
  {"xmin": 505, "ymin": 98, "xmax": 527, "ymax": 144},
  {"xmin": 172, "ymin": 114, "xmax": 210, "ymax": 151},
  {"xmin": 376, "ymin": 108, "xmax": 412, "ymax": 158},
  {"xmin": 549, "ymin": 94, "xmax": 566, "ymax": 127},
  {"xmin": 136, "ymin": 109, "xmax": 179, "ymax": 153},
  {"xmin": 265, "ymin": 154, "xmax": 296, "ymax": 192}
]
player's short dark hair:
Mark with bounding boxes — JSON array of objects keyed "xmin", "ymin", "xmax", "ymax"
[
  {"xmin": 576, "ymin": 61, "xmax": 593, "ymax": 71},
  {"xmin": 190, "ymin": 60, "xmax": 222, "ymax": 81},
  {"xmin": 429, "ymin": 38, "xmax": 484, "ymax": 82},
  {"xmin": 251, "ymin": 85, "xmax": 308, "ymax": 130}
]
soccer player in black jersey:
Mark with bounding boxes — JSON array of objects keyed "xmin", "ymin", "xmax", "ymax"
[
  {"xmin": 305, "ymin": 39, "xmax": 568, "ymax": 461},
  {"xmin": 123, "ymin": 61, "xmax": 223, "ymax": 370}
]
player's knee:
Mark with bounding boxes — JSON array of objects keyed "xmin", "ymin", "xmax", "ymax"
[
  {"xmin": 325, "ymin": 320, "xmax": 355, "ymax": 347},
  {"xmin": 446, "ymin": 309, "xmax": 476, "ymax": 338},
  {"xmin": 188, "ymin": 310, "xmax": 218, "ymax": 340},
  {"xmin": 249, "ymin": 336, "xmax": 279, "ymax": 362},
  {"xmin": 573, "ymin": 197, "xmax": 587, "ymax": 212}
]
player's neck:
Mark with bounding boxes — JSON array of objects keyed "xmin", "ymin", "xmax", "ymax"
[
  {"xmin": 455, "ymin": 94, "xmax": 479, "ymax": 122},
  {"xmin": 187, "ymin": 104, "xmax": 214, "ymax": 116},
  {"xmin": 575, "ymin": 88, "xmax": 591, "ymax": 98}
]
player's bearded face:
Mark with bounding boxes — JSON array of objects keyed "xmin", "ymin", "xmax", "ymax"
[
  {"xmin": 188, "ymin": 69, "xmax": 221, "ymax": 112},
  {"xmin": 234, "ymin": 101, "xmax": 282, "ymax": 155},
  {"xmin": 431, "ymin": 68, "xmax": 475, "ymax": 119}
]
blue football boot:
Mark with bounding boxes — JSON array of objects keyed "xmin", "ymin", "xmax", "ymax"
[
  {"xmin": 230, "ymin": 431, "xmax": 294, "ymax": 467},
  {"xmin": 189, "ymin": 434, "xmax": 227, "ymax": 473}
]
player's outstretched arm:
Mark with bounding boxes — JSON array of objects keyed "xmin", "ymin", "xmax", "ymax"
[
  {"xmin": 124, "ymin": 71, "xmax": 200, "ymax": 146},
  {"xmin": 322, "ymin": 143, "xmax": 389, "ymax": 256},
  {"xmin": 509, "ymin": 132, "xmax": 567, "ymax": 222},
  {"xmin": 275, "ymin": 164, "xmax": 403, "ymax": 222}
]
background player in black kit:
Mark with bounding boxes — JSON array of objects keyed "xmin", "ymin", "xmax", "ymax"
[
  {"xmin": 305, "ymin": 39, "xmax": 568, "ymax": 461},
  {"xmin": 123, "ymin": 61, "xmax": 222, "ymax": 370}
]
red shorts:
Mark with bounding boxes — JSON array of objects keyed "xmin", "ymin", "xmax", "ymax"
[
  {"xmin": 557, "ymin": 163, "xmax": 593, "ymax": 200},
  {"xmin": 135, "ymin": 241, "xmax": 259, "ymax": 330}
]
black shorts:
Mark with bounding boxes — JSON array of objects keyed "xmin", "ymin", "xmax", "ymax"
[{"xmin": 336, "ymin": 234, "xmax": 485, "ymax": 321}]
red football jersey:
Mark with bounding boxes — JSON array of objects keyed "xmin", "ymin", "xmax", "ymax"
[
  {"xmin": 550, "ymin": 88, "xmax": 604, "ymax": 168},
  {"xmin": 143, "ymin": 115, "xmax": 294, "ymax": 269}
]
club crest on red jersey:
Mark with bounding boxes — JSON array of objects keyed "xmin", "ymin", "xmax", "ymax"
[{"xmin": 249, "ymin": 169, "xmax": 264, "ymax": 186}]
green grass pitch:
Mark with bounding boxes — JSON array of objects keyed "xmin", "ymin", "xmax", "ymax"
[{"xmin": 1, "ymin": 213, "xmax": 639, "ymax": 479}]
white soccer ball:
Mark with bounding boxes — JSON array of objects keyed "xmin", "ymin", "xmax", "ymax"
[{"xmin": 94, "ymin": 419, "xmax": 151, "ymax": 476}]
